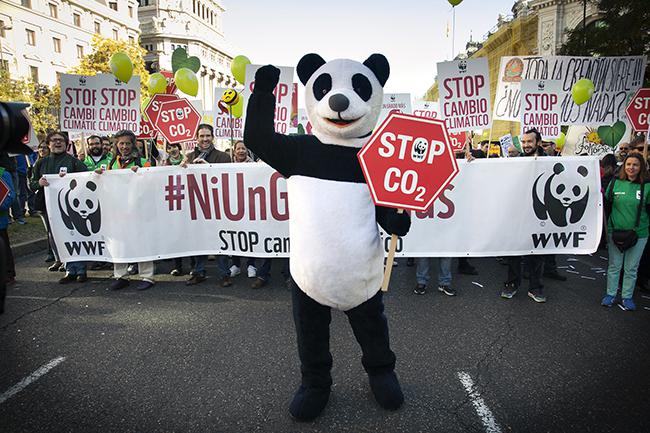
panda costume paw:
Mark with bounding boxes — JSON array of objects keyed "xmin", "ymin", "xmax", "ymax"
[{"xmin": 244, "ymin": 53, "xmax": 408, "ymax": 421}]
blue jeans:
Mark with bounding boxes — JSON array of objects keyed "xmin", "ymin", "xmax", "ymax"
[
  {"xmin": 416, "ymin": 257, "xmax": 452, "ymax": 286},
  {"xmin": 606, "ymin": 235, "xmax": 648, "ymax": 299},
  {"xmin": 66, "ymin": 261, "xmax": 86, "ymax": 276},
  {"xmin": 193, "ymin": 255, "xmax": 229, "ymax": 278}
]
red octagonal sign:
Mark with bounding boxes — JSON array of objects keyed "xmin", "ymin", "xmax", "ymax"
[
  {"xmin": 154, "ymin": 98, "xmax": 201, "ymax": 144},
  {"xmin": 626, "ymin": 88, "xmax": 650, "ymax": 132},
  {"xmin": 358, "ymin": 113, "xmax": 459, "ymax": 212}
]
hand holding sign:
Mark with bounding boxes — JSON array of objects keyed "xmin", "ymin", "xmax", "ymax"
[{"xmin": 358, "ymin": 113, "xmax": 459, "ymax": 290}]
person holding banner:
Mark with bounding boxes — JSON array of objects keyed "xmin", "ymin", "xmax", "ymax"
[
  {"xmin": 83, "ymin": 135, "xmax": 112, "ymax": 171},
  {"xmin": 30, "ymin": 131, "xmax": 89, "ymax": 282},
  {"xmin": 602, "ymin": 153, "xmax": 650, "ymax": 311},
  {"xmin": 0, "ymin": 156, "xmax": 17, "ymax": 288},
  {"xmin": 101, "ymin": 137, "xmax": 113, "ymax": 160},
  {"xmin": 182, "ymin": 124, "xmax": 232, "ymax": 287},
  {"xmin": 95, "ymin": 130, "xmax": 155, "ymax": 291}
]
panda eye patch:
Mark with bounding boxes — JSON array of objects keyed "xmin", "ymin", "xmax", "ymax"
[
  {"xmin": 86, "ymin": 200, "xmax": 94, "ymax": 209},
  {"xmin": 73, "ymin": 198, "xmax": 80, "ymax": 207},
  {"xmin": 352, "ymin": 74, "xmax": 372, "ymax": 101},
  {"xmin": 313, "ymin": 73, "xmax": 332, "ymax": 101},
  {"xmin": 572, "ymin": 186, "xmax": 581, "ymax": 196},
  {"xmin": 556, "ymin": 185, "xmax": 565, "ymax": 194}
]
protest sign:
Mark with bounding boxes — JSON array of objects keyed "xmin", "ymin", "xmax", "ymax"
[
  {"xmin": 499, "ymin": 134, "xmax": 513, "ymax": 157},
  {"xmin": 241, "ymin": 65, "xmax": 294, "ymax": 133},
  {"xmin": 213, "ymin": 87, "xmax": 243, "ymax": 140},
  {"xmin": 494, "ymin": 55, "xmax": 647, "ymax": 124},
  {"xmin": 60, "ymin": 74, "xmax": 140, "ymax": 134},
  {"xmin": 412, "ymin": 100, "xmax": 441, "ymax": 119},
  {"xmin": 520, "ymin": 79, "xmax": 563, "ymax": 139},
  {"xmin": 377, "ymin": 93, "xmax": 412, "ymax": 126},
  {"xmin": 45, "ymin": 158, "xmax": 602, "ymax": 263},
  {"xmin": 437, "ymin": 58, "xmax": 492, "ymax": 133},
  {"xmin": 625, "ymin": 88, "xmax": 650, "ymax": 131}
]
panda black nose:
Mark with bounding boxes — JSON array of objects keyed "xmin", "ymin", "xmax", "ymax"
[{"xmin": 329, "ymin": 94, "xmax": 349, "ymax": 112}]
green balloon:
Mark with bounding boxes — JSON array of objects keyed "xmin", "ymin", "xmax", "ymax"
[
  {"xmin": 174, "ymin": 68, "xmax": 198, "ymax": 97},
  {"xmin": 231, "ymin": 55, "xmax": 251, "ymax": 85},
  {"xmin": 571, "ymin": 78, "xmax": 595, "ymax": 106},
  {"xmin": 448, "ymin": 0, "xmax": 463, "ymax": 6},
  {"xmin": 109, "ymin": 52, "xmax": 133, "ymax": 83},
  {"xmin": 597, "ymin": 121, "xmax": 626, "ymax": 148},
  {"xmin": 231, "ymin": 96, "xmax": 244, "ymax": 118},
  {"xmin": 148, "ymin": 73, "xmax": 168, "ymax": 95}
]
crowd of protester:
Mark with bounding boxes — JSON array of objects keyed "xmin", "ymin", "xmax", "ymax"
[{"xmin": 1, "ymin": 126, "xmax": 649, "ymax": 315}]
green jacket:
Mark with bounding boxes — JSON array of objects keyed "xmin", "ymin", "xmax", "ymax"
[
  {"xmin": 109, "ymin": 156, "xmax": 150, "ymax": 170},
  {"xmin": 84, "ymin": 154, "xmax": 112, "ymax": 171},
  {"xmin": 606, "ymin": 179, "xmax": 650, "ymax": 237},
  {"xmin": 29, "ymin": 152, "xmax": 88, "ymax": 191}
]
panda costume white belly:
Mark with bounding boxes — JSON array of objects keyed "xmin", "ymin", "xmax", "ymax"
[
  {"xmin": 243, "ymin": 53, "xmax": 410, "ymax": 421},
  {"xmin": 287, "ymin": 175, "xmax": 383, "ymax": 310}
]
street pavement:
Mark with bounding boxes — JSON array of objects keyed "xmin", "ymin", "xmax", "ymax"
[{"xmin": 1, "ymin": 251, "xmax": 649, "ymax": 433}]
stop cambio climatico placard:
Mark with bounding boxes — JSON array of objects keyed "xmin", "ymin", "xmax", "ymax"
[{"xmin": 60, "ymin": 74, "xmax": 141, "ymax": 134}]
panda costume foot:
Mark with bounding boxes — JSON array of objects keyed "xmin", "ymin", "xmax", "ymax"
[
  {"xmin": 368, "ymin": 371, "xmax": 404, "ymax": 410},
  {"xmin": 289, "ymin": 385, "xmax": 331, "ymax": 421}
]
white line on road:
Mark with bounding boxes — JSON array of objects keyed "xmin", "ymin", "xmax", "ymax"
[
  {"xmin": 6, "ymin": 296, "xmax": 59, "ymax": 301},
  {"xmin": 472, "ymin": 282, "xmax": 484, "ymax": 288},
  {"xmin": 457, "ymin": 371, "xmax": 502, "ymax": 433},
  {"xmin": 0, "ymin": 357, "xmax": 66, "ymax": 405}
]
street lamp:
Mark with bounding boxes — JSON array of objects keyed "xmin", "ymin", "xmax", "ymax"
[{"xmin": 0, "ymin": 22, "xmax": 13, "ymax": 70}]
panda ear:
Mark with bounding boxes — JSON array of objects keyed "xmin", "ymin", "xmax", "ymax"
[
  {"xmin": 86, "ymin": 181, "xmax": 97, "ymax": 192},
  {"xmin": 577, "ymin": 166, "xmax": 588, "ymax": 177},
  {"xmin": 70, "ymin": 179, "xmax": 77, "ymax": 189},
  {"xmin": 553, "ymin": 163, "xmax": 565, "ymax": 175},
  {"xmin": 297, "ymin": 53, "xmax": 326, "ymax": 85},
  {"xmin": 363, "ymin": 54, "xmax": 390, "ymax": 87}
]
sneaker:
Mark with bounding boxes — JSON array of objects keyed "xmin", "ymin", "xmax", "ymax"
[
  {"xmin": 58, "ymin": 264, "xmax": 66, "ymax": 272},
  {"xmin": 601, "ymin": 295, "xmax": 616, "ymax": 307},
  {"xmin": 251, "ymin": 277, "xmax": 267, "ymax": 289},
  {"xmin": 58, "ymin": 274, "xmax": 77, "ymax": 284},
  {"xmin": 220, "ymin": 276, "xmax": 233, "ymax": 287},
  {"xmin": 136, "ymin": 280, "xmax": 154, "ymax": 291},
  {"xmin": 170, "ymin": 268, "xmax": 182, "ymax": 277},
  {"xmin": 48, "ymin": 261, "xmax": 62, "ymax": 272},
  {"xmin": 501, "ymin": 283, "xmax": 517, "ymax": 299},
  {"xmin": 109, "ymin": 278, "xmax": 130, "ymax": 291},
  {"xmin": 543, "ymin": 270, "xmax": 567, "ymax": 281},
  {"xmin": 620, "ymin": 298, "xmax": 636, "ymax": 311},
  {"xmin": 186, "ymin": 274, "xmax": 206, "ymax": 286},
  {"xmin": 127, "ymin": 264, "xmax": 138, "ymax": 275},
  {"xmin": 438, "ymin": 285, "xmax": 457, "ymax": 296},
  {"xmin": 16, "ymin": 218, "xmax": 26, "ymax": 225},
  {"xmin": 247, "ymin": 265, "xmax": 257, "ymax": 278},
  {"xmin": 413, "ymin": 284, "xmax": 427, "ymax": 295},
  {"xmin": 528, "ymin": 289, "xmax": 547, "ymax": 303},
  {"xmin": 76, "ymin": 274, "xmax": 88, "ymax": 283},
  {"xmin": 229, "ymin": 265, "xmax": 241, "ymax": 277}
]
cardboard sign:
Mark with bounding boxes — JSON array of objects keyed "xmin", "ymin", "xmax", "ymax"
[
  {"xmin": 437, "ymin": 58, "xmax": 492, "ymax": 133},
  {"xmin": 625, "ymin": 88, "xmax": 650, "ymax": 131},
  {"xmin": 499, "ymin": 134, "xmax": 513, "ymax": 157},
  {"xmin": 154, "ymin": 98, "xmax": 202, "ymax": 144},
  {"xmin": 213, "ymin": 87, "xmax": 243, "ymax": 140},
  {"xmin": 60, "ymin": 74, "xmax": 141, "ymax": 134},
  {"xmin": 520, "ymin": 79, "xmax": 563, "ymax": 139},
  {"xmin": 412, "ymin": 100, "xmax": 441, "ymax": 120},
  {"xmin": 242, "ymin": 65, "xmax": 294, "ymax": 134},
  {"xmin": 377, "ymin": 93, "xmax": 412, "ymax": 127}
]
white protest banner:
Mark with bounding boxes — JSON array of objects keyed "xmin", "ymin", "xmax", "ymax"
[
  {"xmin": 213, "ymin": 87, "xmax": 243, "ymax": 140},
  {"xmin": 437, "ymin": 58, "xmax": 492, "ymax": 133},
  {"xmin": 494, "ymin": 55, "xmax": 647, "ymax": 124},
  {"xmin": 45, "ymin": 158, "xmax": 601, "ymax": 263},
  {"xmin": 520, "ymin": 79, "xmax": 563, "ymax": 139},
  {"xmin": 377, "ymin": 93, "xmax": 412, "ymax": 126},
  {"xmin": 60, "ymin": 73, "xmax": 141, "ymax": 134},
  {"xmin": 412, "ymin": 100, "xmax": 440, "ymax": 120},
  {"xmin": 499, "ymin": 134, "xmax": 513, "ymax": 157},
  {"xmin": 241, "ymin": 65, "xmax": 294, "ymax": 133}
]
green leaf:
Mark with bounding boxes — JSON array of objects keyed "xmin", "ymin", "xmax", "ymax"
[
  {"xmin": 597, "ymin": 121, "xmax": 626, "ymax": 148},
  {"xmin": 171, "ymin": 47, "xmax": 201, "ymax": 74}
]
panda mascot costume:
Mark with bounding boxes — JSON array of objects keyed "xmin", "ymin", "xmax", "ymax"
[{"xmin": 244, "ymin": 53, "xmax": 411, "ymax": 421}]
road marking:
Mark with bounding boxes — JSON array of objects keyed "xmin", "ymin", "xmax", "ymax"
[
  {"xmin": 566, "ymin": 270, "xmax": 580, "ymax": 274},
  {"xmin": 6, "ymin": 296, "xmax": 59, "ymax": 301},
  {"xmin": 599, "ymin": 256, "xmax": 608, "ymax": 261},
  {"xmin": 457, "ymin": 371, "xmax": 502, "ymax": 433},
  {"xmin": 472, "ymin": 282, "xmax": 484, "ymax": 288},
  {"xmin": 580, "ymin": 276, "xmax": 596, "ymax": 280},
  {"xmin": 0, "ymin": 357, "xmax": 66, "ymax": 405}
]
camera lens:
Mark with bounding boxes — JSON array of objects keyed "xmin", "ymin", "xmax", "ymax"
[{"xmin": 0, "ymin": 101, "xmax": 32, "ymax": 154}]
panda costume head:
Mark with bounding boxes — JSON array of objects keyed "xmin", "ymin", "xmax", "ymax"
[{"xmin": 297, "ymin": 53, "xmax": 389, "ymax": 147}]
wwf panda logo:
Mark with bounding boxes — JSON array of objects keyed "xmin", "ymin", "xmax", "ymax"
[
  {"xmin": 458, "ymin": 60, "xmax": 467, "ymax": 73},
  {"xmin": 58, "ymin": 179, "xmax": 101, "ymax": 236},
  {"xmin": 533, "ymin": 163, "xmax": 589, "ymax": 227}
]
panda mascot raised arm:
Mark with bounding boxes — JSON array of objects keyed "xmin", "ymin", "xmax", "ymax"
[{"xmin": 244, "ymin": 53, "xmax": 411, "ymax": 421}]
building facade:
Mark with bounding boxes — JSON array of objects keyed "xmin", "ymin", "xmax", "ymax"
[
  {"xmin": 138, "ymin": 0, "xmax": 234, "ymax": 113},
  {"xmin": 0, "ymin": 0, "xmax": 140, "ymax": 86}
]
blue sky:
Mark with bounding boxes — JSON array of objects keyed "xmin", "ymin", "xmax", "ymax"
[{"xmin": 223, "ymin": 0, "xmax": 516, "ymax": 98}]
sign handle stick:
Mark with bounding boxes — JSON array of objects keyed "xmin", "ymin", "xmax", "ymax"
[
  {"xmin": 381, "ymin": 208, "xmax": 403, "ymax": 292},
  {"xmin": 229, "ymin": 106, "xmax": 235, "ymax": 160}
]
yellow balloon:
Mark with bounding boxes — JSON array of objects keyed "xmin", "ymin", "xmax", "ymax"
[
  {"xmin": 571, "ymin": 78, "xmax": 595, "ymax": 106},
  {"xmin": 231, "ymin": 96, "xmax": 244, "ymax": 118},
  {"xmin": 448, "ymin": 0, "xmax": 463, "ymax": 5},
  {"xmin": 174, "ymin": 68, "xmax": 198, "ymax": 96},
  {"xmin": 141, "ymin": 96, "xmax": 151, "ymax": 116},
  {"xmin": 109, "ymin": 52, "xmax": 133, "ymax": 83},
  {"xmin": 148, "ymin": 73, "xmax": 168, "ymax": 95},
  {"xmin": 231, "ymin": 55, "xmax": 251, "ymax": 85}
]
